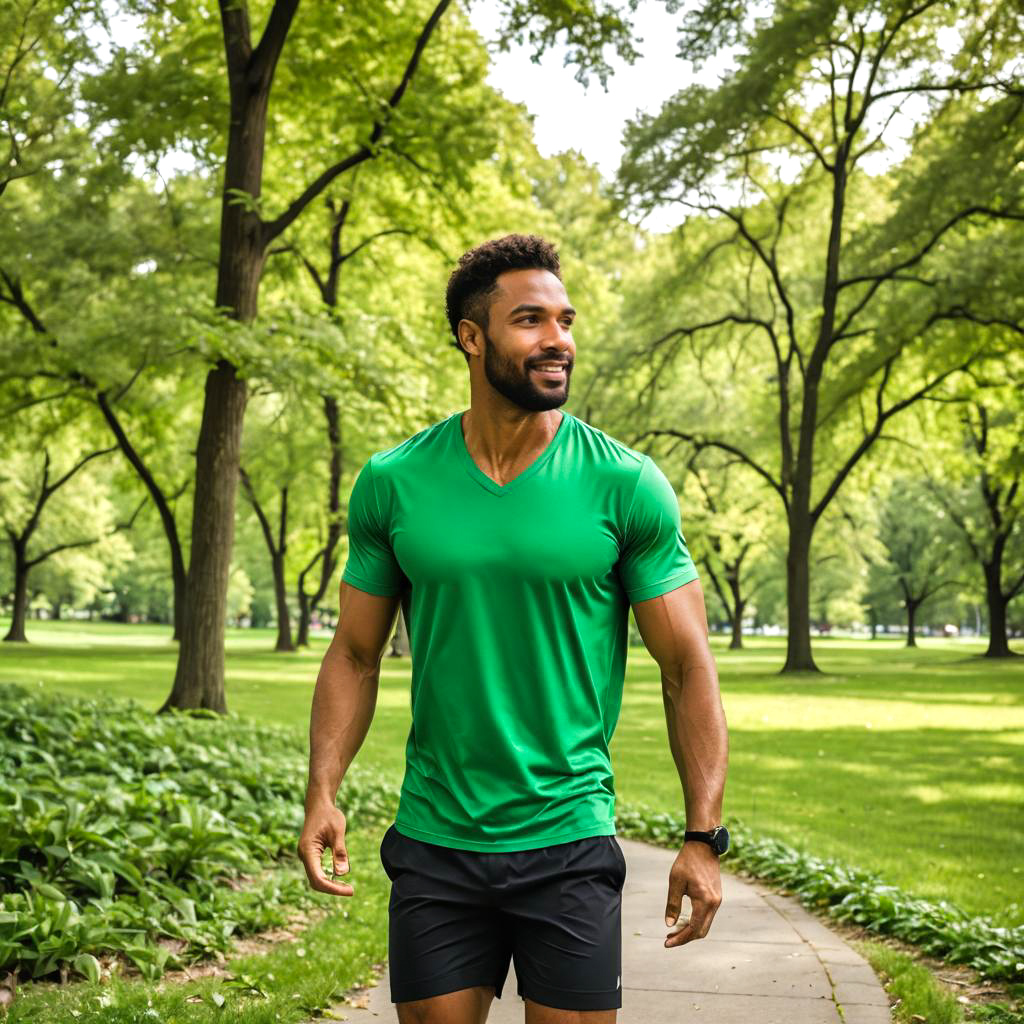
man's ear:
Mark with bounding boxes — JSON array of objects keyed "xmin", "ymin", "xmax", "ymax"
[{"xmin": 458, "ymin": 319, "xmax": 483, "ymax": 359}]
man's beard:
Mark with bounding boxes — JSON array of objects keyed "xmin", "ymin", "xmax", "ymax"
[{"xmin": 482, "ymin": 328, "xmax": 572, "ymax": 412}]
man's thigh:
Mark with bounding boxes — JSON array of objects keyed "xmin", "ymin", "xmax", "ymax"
[
  {"xmin": 508, "ymin": 834, "xmax": 627, "ymax": 1014},
  {"xmin": 396, "ymin": 984, "xmax": 496, "ymax": 1024},
  {"xmin": 381, "ymin": 826, "xmax": 513, "ymax": 1004}
]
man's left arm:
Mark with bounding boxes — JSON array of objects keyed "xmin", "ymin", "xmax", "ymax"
[{"xmin": 631, "ymin": 577, "xmax": 729, "ymax": 949}]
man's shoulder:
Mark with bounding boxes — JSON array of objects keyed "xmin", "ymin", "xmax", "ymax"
[
  {"xmin": 369, "ymin": 413, "xmax": 456, "ymax": 474},
  {"xmin": 569, "ymin": 413, "xmax": 647, "ymax": 478}
]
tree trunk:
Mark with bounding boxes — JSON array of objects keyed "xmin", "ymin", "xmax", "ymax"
[
  {"xmin": 722, "ymin": 559, "xmax": 746, "ymax": 651},
  {"xmin": 296, "ymin": 569, "xmax": 314, "ymax": 647},
  {"xmin": 3, "ymin": 541, "xmax": 29, "ymax": 643},
  {"xmin": 272, "ymin": 550, "xmax": 294, "ymax": 652},
  {"xmin": 983, "ymin": 554, "xmax": 1013, "ymax": 658},
  {"xmin": 906, "ymin": 597, "xmax": 919, "ymax": 648},
  {"xmin": 159, "ymin": 362, "xmax": 248, "ymax": 713},
  {"xmin": 782, "ymin": 509, "xmax": 818, "ymax": 672},
  {"xmin": 780, "ymin": 140, "xmax": 847, "ymax": 675},
  {"xmin": 729, "ymin": 597, "xmax": 745, "ymax": 650},
  {"xmin": 159, "ymin": 33, "xmax": 275, "ymax": 711},
  {"xmin": 296, "ymin": 395, "xmax": 345, "ymax": 647}
]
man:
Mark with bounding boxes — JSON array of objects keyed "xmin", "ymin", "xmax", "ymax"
[{"xmin": 298, "ymin": 234, "xmax": 729, "ymax": 1023}]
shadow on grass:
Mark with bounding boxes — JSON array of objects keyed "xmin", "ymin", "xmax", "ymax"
[{"xmin": 613, "ymin": 721, "xmax": 1023, "ymax": 926}]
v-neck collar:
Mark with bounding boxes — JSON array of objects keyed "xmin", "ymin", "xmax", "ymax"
[{"xmin": 454, "ymin": 409, "xmax": 572, "ymax": 497}]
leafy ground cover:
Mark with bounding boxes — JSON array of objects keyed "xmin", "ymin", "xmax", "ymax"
[
  {"xmin": 3, "ymin": 830, "xmax": 389, "ymax": 1023},
  {"xmin": 0, "ymin": 682, "xmax": 396, "ymax": 989},
  {"xmin": 3, "ymin": 621, "xmax": 1020, "ymax": 927},
  {"xmin": 853, "ymin": 934, "xmax": 1024, "ymax": 1024}
]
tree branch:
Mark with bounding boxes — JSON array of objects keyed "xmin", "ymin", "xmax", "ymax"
[
  {"xmin": 0, "ymin": 267, "xmax": 49, "ymax": 336},
  {"xmin": 240, "ymin": 465, "xmax": 279, "ymax": 556},
  {"xmin": 708, "ymin": 202, "xmax": 800, "ymax": 359},
  {"xmin": 340, "ymin": 227, "xmax": 413, "ymax": 265},
  {"xmin": 700, "ymin": 555, "xmax": 734, "ymax": 622},
  {"xmin": 633, "ymin": 428, "xmax": 788, "ymax": 512},
  {"xmin": 763, "ymin": 107, "xmax": 833, "ymax": 172},
  {"xmin": 25, "ymin": 535, "xmax": 103, "ymax": 570},
  {"xmin": 261, "ymin": 0, "xmax": 453, "ymax": 244},
  {"xmin": 812, "ymin": 353, "xmax": 973, "ymax": 524},
  {"xmin": 218, "ymin": 0, "xmax": 253, "ymax": 79},
  {"xmin": 248, "ymin": 0, "xmax": 299, "ymax": 89},
  {"xmin": 42, "ymin": 446, "xmax": 118, "ymax": 503}
]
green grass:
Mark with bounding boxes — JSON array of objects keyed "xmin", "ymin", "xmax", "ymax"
[
  {"xmin": 854, "ymin": 938, "xmax": 964, "ymax": 1024},
  {"xmin": 615, "ymin": 636, "xmax": 1024, "ymax": 930},
  {"xmin": 2, "ymin": 620, "xmax": 1022, "ymax": 930}
]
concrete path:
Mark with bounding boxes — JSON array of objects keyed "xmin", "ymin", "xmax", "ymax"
[{"xmin": 332, "ymin": 837, "xmax": 891, "ymax": 1023}]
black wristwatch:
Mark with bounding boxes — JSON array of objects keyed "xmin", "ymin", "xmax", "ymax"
[{"xmin": 683, "ymin": 824, "xmax": 730, "ymax": 856}]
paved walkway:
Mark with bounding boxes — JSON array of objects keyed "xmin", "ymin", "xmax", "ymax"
[{"xmin": 333, "ymin": 837, "xmax": 891, "ymax": 1023}]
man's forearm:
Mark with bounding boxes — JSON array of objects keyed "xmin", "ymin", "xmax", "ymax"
[
  {"xmin": 305, "ymin": 642, "xmax": 381, "ymax": 812},
  {"xmin": 661, "ymin": 649, "xmax": 728, "ymax": 830}
]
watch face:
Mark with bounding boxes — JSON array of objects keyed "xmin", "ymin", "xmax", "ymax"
[{"xmin": 712, "ymin": 826, "xmax": 730, "ymax": 855}]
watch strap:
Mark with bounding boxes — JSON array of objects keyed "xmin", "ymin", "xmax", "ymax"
[{"xmin": 684, "ymin": 825, "xmax": 729, "ymax": 855}]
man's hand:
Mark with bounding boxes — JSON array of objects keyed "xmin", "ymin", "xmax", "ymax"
[
  {"xmin": 664, "ymin": 842, "xmax": 722, "ymax": 948},
  {"xmin": 297, "ymin": 803, "xmax": 355, "ymax": 897}
]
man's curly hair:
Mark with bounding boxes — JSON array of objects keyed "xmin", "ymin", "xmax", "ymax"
[{"xmin": 445, "ymin": 234, "xmax": 561, "ymax": 361}]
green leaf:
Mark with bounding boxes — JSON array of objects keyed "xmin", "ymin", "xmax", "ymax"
[
  {"xmin": 73, "ymin": 952, "xmax": 101, "ymax": 983},
  {"xmin": 34, "ymin": 882, "xmax": 67, "ymax": 901}
]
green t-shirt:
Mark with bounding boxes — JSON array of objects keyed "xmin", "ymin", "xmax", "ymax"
[{"xmin": 341, "ymin": 409, "xmax": 699, "ymax": 852}]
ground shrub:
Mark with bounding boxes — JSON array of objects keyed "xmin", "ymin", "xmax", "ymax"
[{"xmin": 0, "ymin": 683, "xmax": 397, "ymax": 983}]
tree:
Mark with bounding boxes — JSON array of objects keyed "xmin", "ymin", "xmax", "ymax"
[
  {"xmin": 0, "ymin": 406, "xmax": 138, "ymax": 641},
  {"xmin": 677, "ymin": 451, "xmax": 772, "ymax": 649},
  {"xmin": 918, "ymin": 365, "xmax": 1024, "ymax": 657},
  {"xmin": 0, "ymin": 0, "xmax": 99, "ymax": 199},
  {"xmin": 0, "ymin": 129, "xmax": 210, "ymax": 642},
  {"xmin": 153, "ymin": 0, "xmax": 467, "ymax": 711},
  {"xmin": 615, "ymin": 0, "xmax": 1024, "ymax": 672},
  {"xmin": 872, "ymin": 477, "xmax": 965, "ymax": 646}
]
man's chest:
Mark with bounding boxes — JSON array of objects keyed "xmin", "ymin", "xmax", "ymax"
[{"xmin": 388, "ymin": 479, "xmax": 624, "ymax": 589}]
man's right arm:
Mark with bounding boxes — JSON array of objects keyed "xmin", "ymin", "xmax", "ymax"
[{"xmin": 297, "ymin": 580, "xmax": 401, "ymax": 896}]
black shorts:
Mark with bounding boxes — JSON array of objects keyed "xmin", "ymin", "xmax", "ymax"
[{"xmin": 378, "ymin": 823, "xmax": 627, "ymax": 1011}]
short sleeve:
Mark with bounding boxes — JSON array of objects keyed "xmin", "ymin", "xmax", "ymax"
[
  {"xmin": 340, "ymin": 458, "xmax": 407, "ymax": 597},
  {"xmin": 617, "ymin": 455, "xmax": 699, "ymax": 602}
]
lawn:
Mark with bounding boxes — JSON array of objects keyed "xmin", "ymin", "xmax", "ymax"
[{"xmin": 2, "ymin": 619, "xmax": 1021, "ymax": 928}]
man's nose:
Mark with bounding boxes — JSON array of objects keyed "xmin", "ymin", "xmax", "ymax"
[{"xmin": 542, "ymin": 317, "xmax": 573, "ymax": 349}]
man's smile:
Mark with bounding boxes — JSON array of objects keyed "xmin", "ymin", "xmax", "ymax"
[{"xmin": 530, "ymin": 361, "xmax": 569, "ymax": 380}]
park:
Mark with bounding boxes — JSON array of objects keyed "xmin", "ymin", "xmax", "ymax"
[{"xmin": 1, "ymin": 1, "xmax": 1022, "ymax": 1022}]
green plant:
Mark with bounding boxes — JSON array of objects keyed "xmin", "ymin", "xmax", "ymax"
[{"xmin": 0, "ymin": 683, "xmax": 397, "ymax": 983}]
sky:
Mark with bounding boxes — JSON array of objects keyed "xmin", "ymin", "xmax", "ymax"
[
  {"xmin": 468, "ymin": 1, "xmax": 731, "ymax": 230},
  {"xmin": 469, "ymin": 1, "xmax": 703, "ymax": 178}
]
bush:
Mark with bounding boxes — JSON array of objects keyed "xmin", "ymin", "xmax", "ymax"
[{"xmin": 0, "ymin": 683, "xmax": 397, "ymax": 982}]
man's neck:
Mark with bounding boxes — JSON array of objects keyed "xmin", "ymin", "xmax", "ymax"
[{"xmin": 460, "ymin": 405, "xmax": 564, "ymax": 485}]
